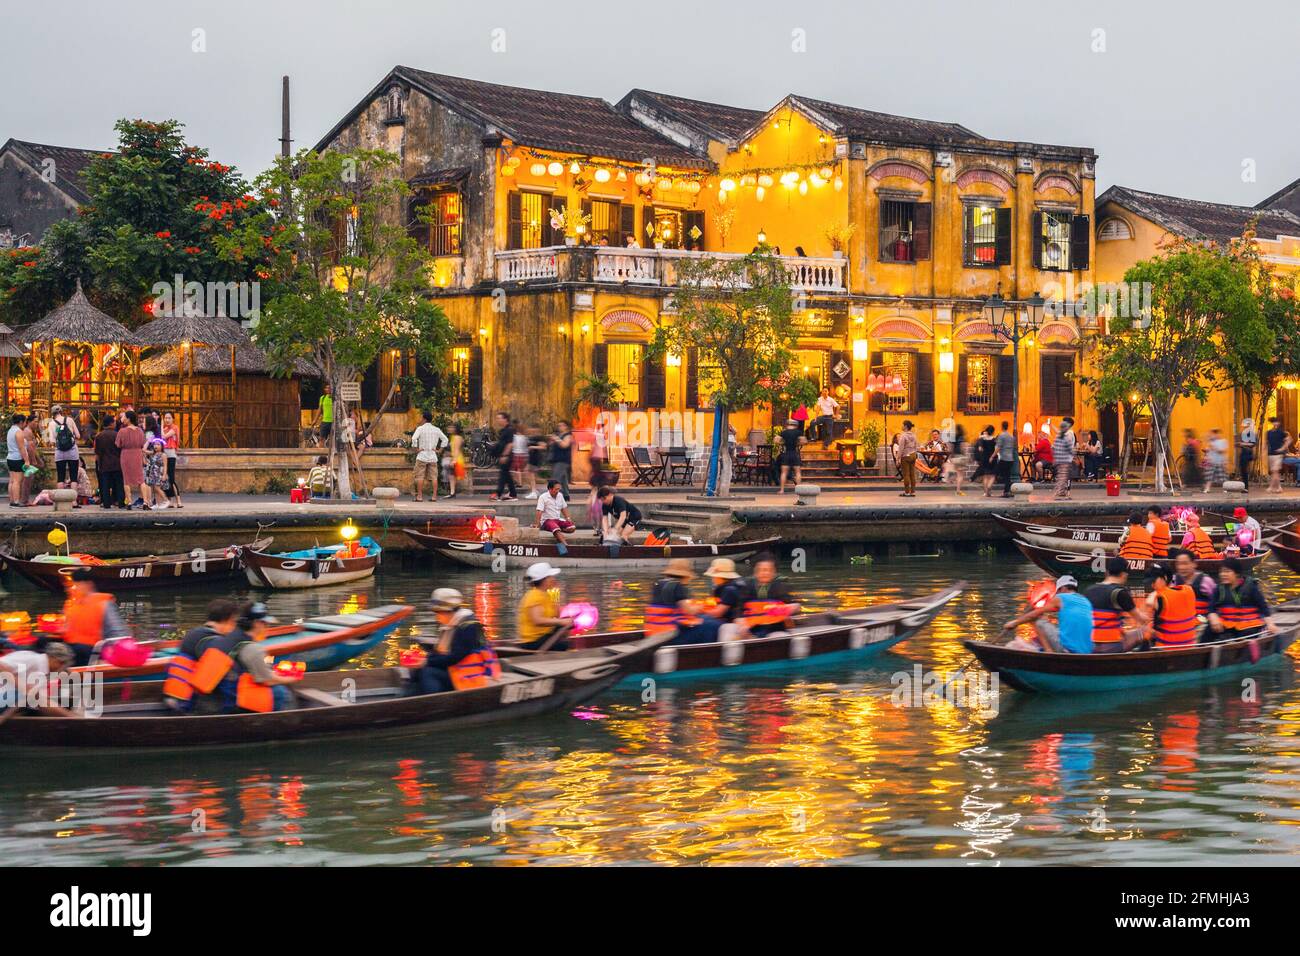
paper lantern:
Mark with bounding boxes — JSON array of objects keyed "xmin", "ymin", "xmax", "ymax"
[
  {"xmin": 506, "ymin": 155, "xmax": 521, "ymax": 167},
  {"xmin": 635, "ymin": 172, "xmax": 650, "ymax": 187},
  {"xmin": 547, "ymin": 161, "xmax": 564, "ymax": 176},
  {"xmin": 560, "ymin": 601, "xmax": 599, "ymax": 634},
  {"xmin": 720, "ymin": 178, "xmax": 736, "ymax": 192},
  {"xmin": 758, "ymin": 174, "xmax": 774, "ymax": 188},
  {"xmin": 594, "ymin": 167, "xmax": 611, "ymax": 183},
  {"xmin": 273, "ymin": 660, "xmax": 307, "ymax": 680},
  {"xmin": 47, "ymin": 528, "xmax": 67, "ymax": 547},
  {"xmin": 688, "ymin": 180, "xmax": 701, "ymax": 194},
  {"xmin": 569, "ymin": 161, "xmax": 581, "ymax": 174},
  {"xmin": 102, "ymin": 638, "xmax": 150, "ymax": 668},
  {"xmin": 819, "ymin": 166, "xmax": 833, "ymax": 179},
  {"xmin": 659, "ymin": 178, "xmax": 673, "ymax": 191},
  {"xmin": 755, "ymin": 185, "xmax": 765, "ymax": 202},
  {"xmin": 530, "ymin": 162, "xmax": 546, "ymax": 176},
  {"xmin": 399, "ymin": 646, "xmax": 426, "ymax": 667},
  {"xmin": 833, "ymin": 176, "xmax": 843, "ymax": 191}
]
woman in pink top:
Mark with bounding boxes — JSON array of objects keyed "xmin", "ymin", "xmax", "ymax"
[
  {"xmin": 115, "ymin": 410, "xmax": 146, "ymax": 508},
  {"xmin": 161, "ymin": 411, "xmax": 183, "ymax": 508}
]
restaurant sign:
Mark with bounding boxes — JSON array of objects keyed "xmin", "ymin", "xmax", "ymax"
[{"xmin": 793, "ymin": 311, "xmax": 848, "ymax": 337}]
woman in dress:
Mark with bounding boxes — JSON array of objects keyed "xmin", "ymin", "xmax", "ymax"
[
  {"xmin": 971, "ymin": 425, "xmax": 998, "ymax": 498},
  {"xmin": 444, "ymin": 422, "xmax": 465, "ymax": 498},
  {"xmin": 115, "ymin": 410, "xmax": 147, "ymax": 508},
  {"xmin": 1203, "ymin": 428, "xmax": 1228, "ymax": 493},
  {"xmin": 161, "ymin": 411, "xmax": 183, "ymax": 508},
  {"xmin": 142, "ymin": 438, "xmax": 167, "ymax": 509}
]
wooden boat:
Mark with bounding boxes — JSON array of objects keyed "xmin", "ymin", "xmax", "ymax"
[
  {"xmin": 64, "ymin": 604, "xmax": 414, "ymax": 681},
  {"xmin": 962, "ymin": 604, "xmax": 1300, "ymax": 694},
  {"xmin": 1012, "ymin": 537, "xmax": 1269, "ymax": 580},
  {"xmin": 990, "ymin": 513, "xmax": 1275, "ymax": 553},
  {"xmin": 403, "ymin": 528, "xmax": 781, "ymax": 570},
  {"xmin": 0, "ymin": 633, "xmax": 672, "ymax": 749},
  {"xmin": 527, "ymin": 584, "xmax": 964, "ymax": 679},
  {"xmin": 0, "ymin": 538, "xmax": 272, "ymax": 593},
  {"xmin": 1264, "ymin": 534, "xmax": 1300, "ymax": 574},
  {"xmin": 241, "ymin": 538, "xmax": 380, "ymax": 589}
]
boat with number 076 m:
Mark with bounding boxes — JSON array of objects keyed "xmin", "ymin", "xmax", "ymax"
[{"xmin": 0, "ymin": 538, "xmax": 273, "ymax": 593}]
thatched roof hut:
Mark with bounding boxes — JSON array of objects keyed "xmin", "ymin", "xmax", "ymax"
[
  {"xmin": 131, "ymin": 310, "xmax": 248, "ymax": 348},
  {"xmin": 22, "ymin": 280, "xmax": 134, "ymax": 344}
]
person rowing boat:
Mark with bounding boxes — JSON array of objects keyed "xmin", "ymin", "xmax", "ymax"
[
  {"xmin": 415, "ymin": 589, "xmax": 502, "ymax": 692},
  {"xmin": 1001, "ymin": 574, "xmax": 1093, "ymax": 653},
  {"xmin": 739, "ymin": 552, "xmax": 800, "ymax": 637}
]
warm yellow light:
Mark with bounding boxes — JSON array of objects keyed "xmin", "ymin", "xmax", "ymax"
[
  {"xmin": 1023, "ymin": 421, "xmax": 1033, "ymax": 434},
  {"xmin": 557, "ymin": 324, "xmax": 567, "ymax": 335},
  {"xmin": 755, "ymin": 186, "xmax": 765, "ymax": 202},
  {"xmin": 569, "ymin": 161, "xmax": 581, "ymax": 174},
  {"xmin": 852, "ymin": 339, "xmax": 868, "ymax": 361},
  {"xmin": 720, "ymin": 178, "xmax": 736, "ymax": 192},
  {"xmin": 938, "ymin": 351, "xmax": 954, "ymax": 374},
  {"xmin": 529, "ymin": 162, "xmax": 546, "ymax": 176},
  {"xmin": 478, "ymin": 327, "xmax": 488, "ymax": 337},
  {"xmin": 340, "ymin": 520, "xmax": 358, "ymax": 542},
  {"xmin": 798, "ymin": 180, "xmax": 808, "ymax": 195},
  {"xmin": 547, "ymin": 161, "xmax": 564, "ymax": 176},
  {"xmin": 47, "ymin": 528, "xmax": 67, "ymax": 548},
  {"xmin": 1024, "ymin": 337, "xmax": 1034, "ymax": 347},
  {"xmin": 581, "ymin": 323, "xmax": 591, "ymax": 334},
  {"xmin": 594, "ymin": 168, "xmax": 611, "ymax": 183},
  {"xmin": 1130, "ymin": 392, "xmax": 1139, "ymax": 403},
  {"xmin": 757, "ymin": 229, "xmax": 766, "ymax": 243},
  {"xmin": 666, "ymin": 353, "xmax": 682, "ymax": 367}
]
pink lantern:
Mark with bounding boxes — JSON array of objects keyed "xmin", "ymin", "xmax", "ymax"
[
  {"xmin": 103, "ymin": 638, "xmax": 150, "ymax": 668},
  {"xmin": 560, "ymin": 601, "xmax": 599, "ymax": 634}
]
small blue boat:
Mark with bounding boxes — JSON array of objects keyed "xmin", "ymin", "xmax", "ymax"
[{"xmin": 242, "ymin": 537, "xmax": 381, "ymax": 590}]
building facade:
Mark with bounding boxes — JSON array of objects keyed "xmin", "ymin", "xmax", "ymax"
[
  {"xmin": 317, "ymin": 68, "xmax": 1099, "ymax": 454},
  {"xmin": 0, "ymin": 139, "xmax": 105, "ymax": 248}
]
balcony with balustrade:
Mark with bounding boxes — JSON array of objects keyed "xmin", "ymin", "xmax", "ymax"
[{"xmin": 493, "ymin": 246, "xmax": 848, "ymax": 295}]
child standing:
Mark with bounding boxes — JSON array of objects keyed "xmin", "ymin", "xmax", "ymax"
[{"xmin": 143, "ymin": 438, "xmax": 168, "ymax": 510}]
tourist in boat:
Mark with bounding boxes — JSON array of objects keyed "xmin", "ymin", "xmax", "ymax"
[
  {"xmin": 646, "ymin": 558, "xmax": 717, "ymax": 645},
  {"xmin": 598, "ymin": 487, "xmax": 642, "ymax": 544},
  {"xmin": 702, "ymin": 558, "xmax": 749, "ymax": 641},
  {"xmin": 1207, "ymin": 558, "xmax": 1277, "ymax": 638},
  {"xmin": 1145, "ymin": 506, "xmax": 1172, "ymax": 558},
  {"xmin": 0, "ymin": 641, "xmax": 78, "ymax": 725},
  {"xmin": 62, "ymin": 568, "xmax": 129, "ymax": 667},
  {"xmin": 778, "ymin": 418, "xmax": 804, "ymax": 494},
  {"xmin": 162, "ymin": 599, "xmax": 241, "ymax": 712},
  {"xmin": 1230, "ymin": 506, "xmax": 1262, "ymax": 555},
  {"xmin": 1143, "ymin": 564, "xmax": 1200, "ymax": 648},
  {"xmin": 1083, "ymin": 556, "xmax": 1146, "ymax": 652},
  {"xmin": 1180, "ymin": 512, "xmax": 1220, "ymax": 559},
  {"xmin": 740, "ymin": 552, "xmax": 800, "ymax": 637},
  {"xmin": 1118, "ymin": 512, "xmax": 1156, "ymax": 561},
  {"xmin": 1172, "ymin": 549, "xmax": 1218, "ymax": 638},
  {"xmin": 535, "ymin": 479, "xmax": 576, "ymax": 548},
  {"xmin": 417, "ymin": 588, "xmax": 501, "ymax": 692},
  {"xmin": 1000, "ymin": 574, "xmax": 1093, "ymax": 653},
  {"xmin": 180, "ymin": 602, "xmax": 298, "ymax": 714},
  {"xmin": 517, "ymin": 563, "xmax": 572, "ymax": 651}
]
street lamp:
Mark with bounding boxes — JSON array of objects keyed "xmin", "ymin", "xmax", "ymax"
[{"xmin": 984, "ymin": 289, "xmax": 1044, "ymax": 434}]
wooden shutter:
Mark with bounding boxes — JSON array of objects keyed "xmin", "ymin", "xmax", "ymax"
[
  {"xmin": 685, "ymin": 347, "xmax": 699, "ymax": 409},
  {"xmin": 407, "ymin": 192, "xmax": 430, "ymax": 248},
  {"xmin": 580, "ymin": 199, "xmax": 593, "ymax": 244},
  {"xmin": 466, "ymin": 346, "xmax": 484, "ymax": 411},
  {"xmin": 1030, "ymin": 211, "xmax": 1044, "ymax": 270},
  {"xmin": 995, "ymin": 207, "xmax": 1012, "ymax": 265},
  {"xmin": 592, "ymin": 342, "xmax": 609, "ymax": 379},
  {"xmin": 1070, "ymin": 214, "xmax": 1091, "ymax": 270},
  {"xmin": 643, "ymin": 205, "xmax": 655, "ymax": 245},
  {"xmin": 685, "ymin": 210, "xmax": 705, "ymax": 250},
  {"xmin": 1041, "ymin": 354, "xmax": 1074, "ymax": 416},
  {"xmin": 546, "ymin": 196, "xmax": 564, "ymax": 246},
  {"xmin": 956, "ymin": 354, "xmax": 969, "ymax": 412},
  {"xmin": 869, "ymin": 362, "xmax": 885, "ymax": 411},
  {"xmin": 416, "ymin": 352, "xmax": 438, "ymax": 392},
  {"xmin": 916, "ymin": 353, "xmax": 935, "ymax": 412},
  {"xmin": 642, "ymin": 354, "xmax": 666, "ymax": 409},
  {"xmin": 507, "ymin": 191, "xmax": 523, "ymax": 249},
  {"xmin": 913, "ymin": 203, "xmax": 932, "ymax": 260},
  {"xmin": 996, "ymin": 354, "xmax": 1015, "ymax": 412},
  {"xmin": 620, "ymin": 204, "xmax": 635, "ymax": 246}
]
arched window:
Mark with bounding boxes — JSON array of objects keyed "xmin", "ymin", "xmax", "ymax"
[{"xmin": 1098, "ymin": 217, "xmax": 1133, "ymax": 241}]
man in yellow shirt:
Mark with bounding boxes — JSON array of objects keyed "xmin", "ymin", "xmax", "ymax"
[{"xmin": 517, "ymin": 562, "xmax": 572, "ymax": 651}]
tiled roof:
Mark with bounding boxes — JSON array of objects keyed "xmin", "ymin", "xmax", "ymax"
[
  {"xmin": 393, "ymin": 68, "xmax": 711, "ymax": 168},
  {"xmin": 1, "ymin": 139, "xmax": 110, "ymax": 204},
  {"xmin": 621, "ymin": 89, "xmax": 765, "ymax": 142},
  {"xmin": 1099, "ymin": 185, "xmax": 1300, "ymax": 243},
  {"xmin": 789, "ymin": 95, "xmax": 984, "ymax": 147}
]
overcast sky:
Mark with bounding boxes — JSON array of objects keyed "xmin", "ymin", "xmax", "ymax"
[{"xmin": 5, "ymin": 0, "xmax": 1299, "ymax": 204}]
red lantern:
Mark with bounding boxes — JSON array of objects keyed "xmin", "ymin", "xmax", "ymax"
[{"xmin": 473, "ymin": 515, "xmax": 500, "ymax": 540}]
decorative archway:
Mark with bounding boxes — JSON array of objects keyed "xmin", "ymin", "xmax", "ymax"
[{"xmin": 598, "ymin": 308, "xmax": 654, "ymax": 336}]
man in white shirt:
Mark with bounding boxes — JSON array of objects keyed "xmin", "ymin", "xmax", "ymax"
[
  {"xmin": 814, "ymin": 388, "xmax": 839, "ymax": 449},
  {"xmin": 0, "ymin": 641, "xmax": 77, "ymax": 724},
  {"xmin": 410, "ymin": 410, "xmax": 448, "ymax": 502},
  {"xmin": 535, "ymin": 479, "xmax": 576, "ymax": 548}
]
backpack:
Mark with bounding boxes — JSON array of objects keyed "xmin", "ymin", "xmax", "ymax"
[{"xmin": 54, "ymin": 417, "xmax": 75, "ymax": 453}]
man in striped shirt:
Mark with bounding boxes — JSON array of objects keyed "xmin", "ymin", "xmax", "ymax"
[{"xmin": 1051, "ymin": 421, "xmax": 1076, "ymax": 500}]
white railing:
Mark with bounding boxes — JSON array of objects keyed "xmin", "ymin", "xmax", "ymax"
[
  {"xmin": 495, "ymin": 247, "xmax": 560, "ymax": 282},
  {"xmin": 593, "ymin": 248, "xmax": 662, "ymax": 284}
]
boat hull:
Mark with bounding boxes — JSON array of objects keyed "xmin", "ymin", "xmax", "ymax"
[
  {"xmin": 992, "ymin": 513, "xmax": 1280, "ymax": 553},
  {"xmin": 403, "ymin": 529, "xmax": 781, "ymax": 569},
  {"xmin": 1012, "ymin": 537, "xmax": 1268, "ymax": 580},
  {"xmin": 241, "ymin": 547, "xmax": 379, "ymax": 589},
  {"xmin": 0, "ymin": 539, "xmax": 271, "ymax": 593}
]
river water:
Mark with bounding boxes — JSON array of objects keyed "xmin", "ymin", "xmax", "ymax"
[{"xmin": 4, "ymin": 545, "xmax": 1300, "ymax": 866}]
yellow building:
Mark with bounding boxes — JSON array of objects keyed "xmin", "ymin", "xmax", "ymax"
[
  {"xmin": 1095, "ymin": 185, "xmax": 1300, "ymax": 463},
  {"xmin": 318, "ymin": 68, "xmax": 1098, "ymax": 463}
]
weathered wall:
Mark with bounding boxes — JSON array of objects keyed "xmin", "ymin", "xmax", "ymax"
[{"xmin": 0, "ymin": 150, "xmax": 78, "ymax": 243}]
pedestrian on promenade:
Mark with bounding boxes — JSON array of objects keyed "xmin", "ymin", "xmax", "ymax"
[
  {"xmin": 995, "ymin": 420, "xmax": 1016, "ymax": 498},
  {"xmin": 142, "ymin": 438, "xmax": 167, "ymax": 509},
  {"xmin": 524, "ymin": 424, "xmax": 544, "ymax": 499},
  {"xmin": 161, "ymin": 411, "xmax": 183, "ymax": 508},
  {"xmin": 410, "ymin": 410, "xmax": 448, "ymax": 502},
  {"xmin": 814, "ymin": 387, "xmax": 839, "ymax": 449},
  {"xmin": 18, "ymin": 414, "xmax": 42, "ymax": 506},
  {"xmin": 1203, "ymin": 428, "xmax": 1228, "ymax": 494},
  {"xmin": 94, "ymin": 414, "xmax": 123, "ymax": 509},
  {"xmin": 48, "ymin": 404, "xmax": 81, "ymax": 492},
  {"xmin": 115, "ymin": 410, "xmax": 146, "ymax": 509},
  {"xmin": 1182, "ymin": 429, "xmax": 1203, "ymax": 489},
  {"xmin": 972, "ymin": 425, "xmax": 997, "ymax": 497},
  {"xmin": 549, "ymin": 420, "xmax": 573, "ymax": 499},
  {"xmin": 947, "ymin": 423, "xmax": 970, "ymax": 495},
  {"xmin": 313, "ymin": 383, "xmax": 334, "ymax": 448},
  {"xmin": 894, "ymin": 420, "xmax": 919, "ymax": 498},
  {"xmin": 490, "ymin": 411, "xmax": 517, "ymax": 501},
  {"xmin": 443, "ymin": 422, "xmax": 466, "ymax": 498},
  {"xmin": 1051, "ymin": 420, "xmax": 1075, "ymax": 500},
  {"xmin": 1266, "ymin": 416, "xmax": 1287, "ymax": 493},
  {"xmin": 1238, "ymin": 418, "xmax": 1258, "ymax": 488},
  {"xmin": 778, "ymin": 417, "xmax": 804, "ymax": 494}
]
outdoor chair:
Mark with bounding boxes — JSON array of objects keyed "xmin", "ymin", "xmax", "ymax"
[
  {"xmin": 627, "ymin": 446, "xmax": 665, "ymax": 486},
  {"xmin": 663, "ymin": 447, "xmax": 695, "ymax": 485}
]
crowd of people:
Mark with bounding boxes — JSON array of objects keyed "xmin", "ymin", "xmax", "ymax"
[{"xmin": 5, "ymin": 403, "xmax": 183, "ymax": 510}]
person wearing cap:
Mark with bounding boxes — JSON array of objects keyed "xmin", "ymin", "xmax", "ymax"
[
  {"xmin": 1207, "ymin": 557, "xmax": 1276, "ymax": 639},
  {"xmin": 518, "ymin": 563, "xmax": 572, "ymax": 651},
  {"xmin": 0, "ymin": 641, "xmax": 79, "ymax": 724},
  {"xmin": 1143, "ymin": 564, "xmax": 1200, "ymax": 648},
  {"xmin": 740, "ymin": 552, "xmax": 800, "ymax": 637},
  {"xmin": 62, "ymin": 567, "xmax": 129, "ymax": 667},
  {"xmin": 1179, "ymin": 511, "xmax": 1220, "ymax": 560},
  {"xmin": 162, "ymin": 598, "xmax": 241, "ymax": 712},
  {"xmin": 702, "ymin": 558, "xmax": 749, "ymax": 640},
  {"xmin": 1230, "ymin": 506, "xmax": 1262, "ymax": 555},
  {"xmin": 417, "ymin": 588, "xmax": 501, "ymax": 693},
  {"xmin": 1001, "ymin": 575, "xmax": 1093, "ymax": 653},
  {"xmin": 646, "ymin": 558, "xmax": 717, "ymax": 644},
  {"xmin": 1083, "ymin": 556, "xmax": 1146, "ymax": 652},
  {"xmin": 201, "ymin": 602, "xmax": 298, "ymax": 713}
]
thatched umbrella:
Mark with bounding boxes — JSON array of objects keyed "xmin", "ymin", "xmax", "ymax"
[{"xmin": 21, "ymin": 280, "xmax": 135, "ymax": 413}]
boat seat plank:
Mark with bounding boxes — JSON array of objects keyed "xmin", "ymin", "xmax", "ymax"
[
  {"xmin": 309, "ymin": 614, "xmax": 373, "ymax": 627},
  {"xmin": 293, "ymin": 687, "xmax": 348, "ymax": 707}
]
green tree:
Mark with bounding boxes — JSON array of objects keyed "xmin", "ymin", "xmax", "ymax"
[
  {"xmin": 226, "ymin": 148, "xmax": 455, "ymax": 497},
  {"xmin": 1082, "ymin": 237, "xmax": 1265, "ymax": 490},
  {"xmin": 0, "ymin": 119, "xmax": 276, "ymax": 325},
  {"xmin": 648, "ymin": 252, "xmax": 796, "ymax": 494}
]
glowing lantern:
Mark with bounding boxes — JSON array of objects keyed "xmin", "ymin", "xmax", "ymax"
[
  {"xmin": 755, "ymin": 186, "xmax": 765, "ymax": 202},
  {"xmin": 758, "ymin": 174, "xmax": 774, "ymax": 188},
  {"xmin": 473, "ymin": 515, "xmax": 500, "ymax": 539},
  {"xmin": 399, "ymin": 646, "xmax": 426, "ymax": 667},
  {"xmin": 819, "ymin": 166, "xmax": 833, "ymax": 179},
  {"xmin": 502, "ymin": 165, "xmax": 515, "ymax": 177},
  {"xmin": 635, "ymin": 172, "xmax": 650, "ymax": 187},
  {"xmin": 102, "ymin": 638, "xmax": 150, "ymax": 668},
  {"xmin": 273, "ymin": 660, "xmax": 307, "ymax": 680},
  {"xmin": 547, "ymin": 161, "xmax": 564, "ymax": 176},
  {"xmin": 569, "ymin": 161, "xmax": 581, "ymax": 174},
  {"xmin": 720, "ymin": 178, "xmax": 736, "ymax": 192},
  {"xmin": 529, "ymin": 162, "xmax": 547, "ymax": 176},
  {"xmin": 47, "ymin": 528, "xmax": 68, "ymax": 548},
  {"xmin": 799, "ymin": 180, "xmax": 809, "ymax": 195},
  {"xmin": 560, "ymin": 602, "xmax": 599, "ymax": 634},
  {"xmin": 833, "ymin": 176, "xmax": 843, "ymax": 191},
  {"xmin": 852, "ymin": 339, "xmax": 868, "ymax": 361},
  {"xmin": 688, "ymin": 180, "xmax": 701, "ymax": 194},
  {"xmin": 594, "ymin": 167, "xmax": 611, "ymax": 183},
  {"xmin": 339, "ymin": 520, "xmax": 358, "ymax": 542}
]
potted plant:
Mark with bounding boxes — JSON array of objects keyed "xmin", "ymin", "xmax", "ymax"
[
  {"xmin": 574, "ymin": 372, "xmax": 622, "ymax": 486},
  {"xmin": 550, "ymin": 204, "xmax": 592, "ymax": 246},
  {"xmin": 861, "ymin": 421, "xmax": 883, "ymax": 471},
  {"xmin": 825, "ymin": 222, "xmax": 857, "ymax": 259}
]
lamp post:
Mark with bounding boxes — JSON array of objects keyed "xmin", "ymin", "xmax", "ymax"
[{"xmin": 984, "ymin": 290, "xmax": 1045, "ymax": 433}]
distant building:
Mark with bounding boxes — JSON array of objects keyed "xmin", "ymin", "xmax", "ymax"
[{"xmin": 0, "ymin": 138, "xmax": 107, "ymax": 247}]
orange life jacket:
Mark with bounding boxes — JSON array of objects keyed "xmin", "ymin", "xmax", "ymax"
[
  {"xmin": 340, "ymin": 542, "xmax": 366, "ymax": 559},
  {"xmin": 1148, "ymin": 518, "xmax": 1171, "ymax": 554},
  {"xmin": 1086, "ymin": 583, "xmax": 1128, "ymax": 646},
  {"xmin": 161, "ymin": 654, "xmax": 198, "ymax": 701},
  {"xmin": 643, "ymin": 532, "xmax": 670, "ymax": 546},
  {"xmin": 448, "ymin": 648, "xmax": 501, "ymax": 690},
  {"xmin": 741, "ymin": 600, "xmax": 794, "ymax": 627},
  {"xmin": 1153, "ymin": 584, "xmax": 1198, "ymax": 647},
  {"xmin": 1119, "ymin": 525, "xmax": 1155, "ymax": 560},
  {"xmin": 63, "ymin": 592, "xmax": 113, "ymax": 647},
  {"xmin": 1216, "ymin": 581, "xmax": 1265, "ymax": 632},
  {"xmin": 645, "ymin": 605, "xmax": 683, "ymax": 635},
  {"xmin": 189, "ymin": 645, "xmax": 238, "ymax": 693},
  {"xmin": 1187, "ymin": 527, "xmax": 1218, "ymax": 560},
  {"xmin": 235, "ymin": 672, "xmax": 274, "ymax": 712}
]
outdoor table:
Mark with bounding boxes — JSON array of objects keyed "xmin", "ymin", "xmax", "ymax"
[
  {"xmin": 660, "ymin": 448, "xmax": 693, "ymax": 485},
  {"xmin": 1019, "ymin": 450, "xmax": 1036, "ymax": 480},
  {"xmin": 919, "ymin": 450, "xmax": 949, "ymax": 481}
]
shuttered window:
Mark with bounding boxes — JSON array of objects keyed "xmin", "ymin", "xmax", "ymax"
[
  {"xmin": 429, "ymin": 190, "xmax": 462, "ymax": 257},
  {"xmin": 871, "ymin": 351, "xmax": 917, "ymax": 411},
  {"xmin": 963, "ymin": 205, "xmax": 1012, "ymax": 267},
  {"xmin": 1034, "ymin": 211, "xmax": 1088, "ymax": 272},
  {"xmin": 451, "ymin": 345, "xmax": 483, "ymax": 411},
  {"xmin": 507, "ymin": 190, "xmax": 557, "ymax": 249},
  {"xmin": 1040, "ymin": 353, "xmax": 1075, "ymax": 416}
]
